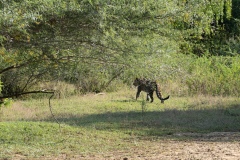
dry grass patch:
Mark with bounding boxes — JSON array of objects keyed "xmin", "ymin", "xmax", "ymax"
[{"xmin": 0, "ymin": 90, "xmax": 239, "ymax": 159}]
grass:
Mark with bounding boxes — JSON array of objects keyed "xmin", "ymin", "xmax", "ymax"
[{"xmin": 0, "ymin": 89, "xmax": 240, "ymax": 159}]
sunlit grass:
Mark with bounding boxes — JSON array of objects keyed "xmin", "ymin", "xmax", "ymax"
[{"xmin": 0, "ymin": 89, "xmax": 240, "ymax": 159}]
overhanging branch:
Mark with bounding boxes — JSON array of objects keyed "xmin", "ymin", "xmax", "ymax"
[
  {"xmin": 0, "ymin": 90, "xmax": 55, "ymax": 99},
  {"xmin": 0, "ymin": 89, "xmax": 61, "ymax": 130},
  {"xmin": 0, "ymin": 63, "xmax": 28, "ymax": 74}
]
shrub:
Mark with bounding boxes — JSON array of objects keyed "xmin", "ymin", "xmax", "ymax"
[{"xmin": 186, "ymin": 56, "xmax": 240, "ymax": 96}]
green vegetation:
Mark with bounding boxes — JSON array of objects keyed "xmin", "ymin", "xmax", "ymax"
[
  {"xmin": 1, "ymin": 0, "xmax": 240, "ymax": 97},
  {"xmin": 0, "ymin": 91, "xmax": 240, "ymax": 158},
  {"xmin": 0, "ymin": 0, "xmax": 240, "ymax": 159}
]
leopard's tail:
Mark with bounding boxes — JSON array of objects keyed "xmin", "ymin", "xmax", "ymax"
[{"xmin": 155, "ymin": 83, "xmax": 170, "ymax": 103}]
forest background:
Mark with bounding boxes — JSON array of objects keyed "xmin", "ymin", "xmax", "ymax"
[
  {"xmin": 1, "ymin": 0, "xmax": 240, "ymax": 159},
  {"xmin": 0, "ymin": 0, "xmax": 240, "ymax": 101}
]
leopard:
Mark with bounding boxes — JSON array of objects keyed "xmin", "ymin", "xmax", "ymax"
[{"xmin": 133, "ymin": 78, "xmax": 170, "ymax": 103}]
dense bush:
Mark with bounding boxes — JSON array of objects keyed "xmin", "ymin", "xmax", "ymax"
[
  {"xmin": 0, "ymin": 0, "xmax": 239, "ymax": 99},
  {"xmin": 186, "ymin": 56, "xmax": 240, "ymax": 96},
  {"xmin": 122, "ymin": 54, "xmax": 240, "ymax": 97}
]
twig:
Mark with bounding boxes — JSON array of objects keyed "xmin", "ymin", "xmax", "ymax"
[
  {"xmin": 0, "ymin": 89, "xmax": 61, "ymax": 130},
  {"xmin": 48, "ymin": 91, "xmax": 61, "ymax": 130},
  {"xmin": 103, "ymin": 67, "xmax": 124, "ymax": 89},
  {"xmin": 0, "ymin": 90, "xmax": 55, "ymax": 98}
]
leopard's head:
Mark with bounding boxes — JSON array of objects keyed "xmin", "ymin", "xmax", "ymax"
[{"xmin": 133, "ymin": 78, "xmax": 141, "ymax": 86}]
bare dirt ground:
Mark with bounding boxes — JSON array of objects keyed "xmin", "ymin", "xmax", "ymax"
[
  {"xmin": 11, "ymin": 132, "xmax": 240, "ymax": 160},
  {"xmin": 84, "ymin": 141, "xmax": 240, "ymax": 160},
  {"xmin": 42, "ymin": 132, "xmax": 240, "ymax": 160}
]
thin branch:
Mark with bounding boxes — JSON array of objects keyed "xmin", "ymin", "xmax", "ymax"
[
  {"xmin": 0, "ymin": 90, "xmax": 54, "ymax": 99},
  {"xmin": 0, "ymin": 63, "xmax": 28, "ymax": 74},
  {"xmin": 21, "ymin": 74, "xmax": 35, "ymax": 92},
  {"xmin": 0, "ymin": 89, "xmax": 61, "ymax": 130},
  {"xmin": 48, "ymin": 91, "xmax": 61, "ymax": 130},
  {"xmin": 0, "ymin": 56, "xmax": 42, "ymax": 74},
  {"xmin": 103, "ymin": 67, "xmax": 124, "ymax": 89}
]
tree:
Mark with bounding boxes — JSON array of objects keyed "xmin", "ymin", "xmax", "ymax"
[
  {"xmin": 177, "ymin": 0, "xmax": 240, "ymax": 56},
  {"xmin": 0, "ymin": 0, "xmax": 235, "ymax": 98}
]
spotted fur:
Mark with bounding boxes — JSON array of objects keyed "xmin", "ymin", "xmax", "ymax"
[{"xmin": 133, "ymin": 78, "xmax": 170, "ymax": 103}]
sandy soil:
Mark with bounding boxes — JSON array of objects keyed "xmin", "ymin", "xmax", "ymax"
[
  {"xmin": 61, "ymin": 132, "xmax": 240, "ymax": 160},
  {"xmin": 80, "ymin": 142, "xmax": 240, "ymax": 160},
  {"xmin": 12, "ymin": 132, "xmax": 240, "ymax": 160}
]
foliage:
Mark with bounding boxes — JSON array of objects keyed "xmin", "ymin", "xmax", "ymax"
[
  {"xmin": 180, "ymin": 0, "xmax": 240, "ymax": 56},
  {"xmin": 0, "ymin": 79, "xmax": 12, "ymax": 108},
  {"xmin": 186, "ymin": 56, "xmax": 240, "ymax": 96},
  {"xmin": 0, "ymin": 0, "xmax": 239, "ymax": 97},
  {"xmin": 122, "ymin": 53, "xmax": 240, "ymax": 97}
]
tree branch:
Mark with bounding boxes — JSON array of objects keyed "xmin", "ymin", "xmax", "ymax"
[
  {"xmin": 0, "ymin": 63, "xmax": 28, "ymax": 74},
  {"xmin": 0, "ymin": 90, "xmax": 55, "ymax": 99},
  {"xmin": 48, "ymin": 91, "xmax": 61, "ymax": 130},
  {"xmin": 102, "ymin": 67, "xmax": 124, "ymax": 89}
]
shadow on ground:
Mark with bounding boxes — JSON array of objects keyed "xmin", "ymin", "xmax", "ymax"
[{"xmin": 41, "ymin": 102, "xmax": 240, "ymax": 141}]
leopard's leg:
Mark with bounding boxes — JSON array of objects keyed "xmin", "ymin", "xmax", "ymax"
[
  {"xmin": 149, "ymin": 92, "xmax": 154, "ymax": 102},
  {"xmin": 146, "ymin": 94, "xmax": 150, "ymax": 101},
  {"xmin": 136, "ymin": 87, "xmax": 141, "ymax": 100}
]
